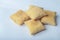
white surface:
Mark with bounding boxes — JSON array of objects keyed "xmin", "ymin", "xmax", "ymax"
[{"xmin": 0, "ymin": 0, "xmax": 60, "ymax": 40}]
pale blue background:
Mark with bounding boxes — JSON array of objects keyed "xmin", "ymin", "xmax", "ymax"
[{"xmin": 0, "ymin": 0, "xmax": 60, "ymax": 40}]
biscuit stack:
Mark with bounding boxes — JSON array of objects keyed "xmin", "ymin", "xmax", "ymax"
[{"xmin": 10, "ymin": 5, "xmax": 56, "ymax": 35}]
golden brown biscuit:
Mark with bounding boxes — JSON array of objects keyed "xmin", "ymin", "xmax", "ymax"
[
  {"xmin": 10, "ymin": 10, "xmax": 29, "ymax": 25},
  {"xmin": 44, "ymin": 10, "xmax": 56, "ymax": 17},
  {"xmin": 41, "ymin": 10, "xmax": 56, "ymax": 26},
  {"xmin": 25, "ymin": 20, "xmax": 45, "ymax": 35},
  {"xmin": 26, "ymin": 5, "xmax": 47, "ymax": 19},
  {"xmin": 41, "ymin": 16, "xmax": 56, "ymax": 26}
]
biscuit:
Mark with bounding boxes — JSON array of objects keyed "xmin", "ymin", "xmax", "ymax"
[
  {"xmin": 41, "ymin": 16, "xmax": 56, "ymax": 26},
  {"xmin": 26, "ymin": 5, "xmax": 47, "ymax": 19},
  {"xmin": 25, "ymin": 20, "xmax": 45, "ymax": 35},
  {"xmin": 44, "ymin": 10, "xmax": 56, "ymax": 17},
  {"xmin": 10, "ymin": 10, "xmax": 29, "ymax": 25},
  {"xmin": 41, "ymin": 10, "xmax": 56, "ymax": 26}
]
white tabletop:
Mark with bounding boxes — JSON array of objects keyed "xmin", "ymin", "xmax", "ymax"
[{"xmin": 0, "ymin": 0, "xmax": 60, "ymax": 40}]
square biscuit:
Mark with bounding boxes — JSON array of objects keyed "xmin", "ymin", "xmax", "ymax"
[
  {"xmin": 41, "ymin": 16, "xmax": 56, "ymax": 26},
  {"xmin": 41, "ymin": 10, "xmax": 56, "ymax": 26},
  {"xmin": 10, "ymin": 10, "xmax": 29, "ymax": 25},
  {"xmin": 26, "ymin": 5, "xmax": 47, "ymax": 19},
  {"xmin": 25, "ymin": 20, "xmax": 45, "ymax": 35},
  {"xmin": 44, "ymin": 10, "xmax": 56, "ymax": 17}
]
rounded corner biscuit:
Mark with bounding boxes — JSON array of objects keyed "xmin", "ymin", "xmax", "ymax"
[
  {"xmin": 25, "ymin": 20, "xmax": 45, "ymax": 35},
  {"xmin": 10, "ymin": 10, "xmax": 30, "ymax": 25},
  {"xmin": 26, "ymin": 5, "xmax": 47, "ymax": 19}
]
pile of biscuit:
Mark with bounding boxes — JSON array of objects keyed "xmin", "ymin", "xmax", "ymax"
[{"xmin": 10, "ymin": 5, "xmax": 56, "ymax": 35}]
